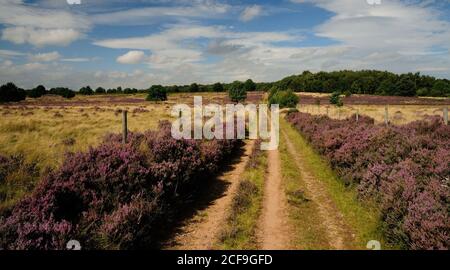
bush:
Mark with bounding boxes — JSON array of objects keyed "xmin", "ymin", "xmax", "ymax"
[
  {"xmin": 0, "ymin": 121, "xmax": 238, "ymax": 249},
  {"xmin": 286, "ymin": 112, "xmax": 449, "ymax": 250},
  {"xmin": 330, "ymin": 91, "xmax": 343, "ymax": 107},
  {"xmin": 0, "ymin": 83, "xmax": 26, "ymax": 103},
  {"xmin": 79, "ymin": 86, "xmax": 94, "ymax": 95},
  {"xmin": 268, "ymin": 90, "xmax": 299, "ymax": 108},
  {"xmin": 27, "ymin": 85, "xmax": 46, "ymax": 98},
  {"xmin": 243, "ymin": 79, "xmax": 256, "ymax": 92},
  {"xmin": 213, "ymin": 82, "xmax": 224, "ymax": 92},
  {"xmin": 95, "ymin": 87, "xmax": 106, "ymax": 94},
  {"xmin": 146, "ymin": 85, "xmax": 167, "ymax": 101},
  {"xmin": 228, "ymin": 81, "xmax": 247, "ymax": 103},
  {"xmin": 49, "ymin": 87, "xmax": 75, "ymax": 99}
]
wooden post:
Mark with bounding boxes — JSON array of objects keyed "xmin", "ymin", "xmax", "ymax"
[
  {"xmin": 122, "ymin": 110, "xmax": 128, "ymax": 144},
  {"xmin": 444, "ymin": 107, "xmax": 448, "ymax": 125},
  {"xmin": 356, "ymin": 108, "xmax": 359, "ymax": 122},
  {"xmin": 384, "ymin": 106, "xmax": 389, "ymax": 125},
  {"xmin": 326, "ymin": 106, "xmax": 329, "ymax": 116},
  {"xmin": 338, "ymin": 107, "xmax": 340, "ymax": 120}
]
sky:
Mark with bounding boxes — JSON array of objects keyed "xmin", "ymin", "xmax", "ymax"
[{"xmin": 0, "ymin": 0, "xmax": 450, "ymax": 89}]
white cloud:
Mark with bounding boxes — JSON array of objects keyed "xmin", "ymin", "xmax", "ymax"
[
  {"xmin": 2, "ymin": 26, "xmax": 83, "ymax": 47},
  {"xmin": 92, "ymin": 3, "xmax": 230, "ymax": 25},
  {"xmin": 0, "ymin": 0, "xmax": 90, "ymax": 46},
  {"xmin": 0, "ymin": 49, "xmax": 25, "ymax": 58},
  {"xmin": 29, "ymin": 51, "xmax": 61, "ymax": 62},
  {"xmin": 240, "ymin": 5, "xmax": 262, "ymax": 22},
  {"xmin": 61, "ymin": 58, "xmax": 92, "ymax": 62},
  {"xmin": 116, "ymin": 51, "xmax": 147, "ymax": 64}
]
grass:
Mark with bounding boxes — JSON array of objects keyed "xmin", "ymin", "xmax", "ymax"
[
  {"xmin": 218, "ymin": 142, "xmax": 267, "ymax": 250},
  {"xmin": 281, "ymin": 118, "xmax": 390, "ymax": 249},
  {"xmin": 279, "ymin": 128, "xmax": 331, "ymax": 249}
]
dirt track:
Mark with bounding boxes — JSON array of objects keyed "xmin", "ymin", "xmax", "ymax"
[
  {"xmin": 164, "ymin": 140, "xmax": 255, "ymax": 250},
  {"xmin": 257, "ymin": 149, "xmax": 293, "ymax": 249}
]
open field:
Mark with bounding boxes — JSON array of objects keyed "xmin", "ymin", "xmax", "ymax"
[
  {"xmin": 295, "ymin": 92, "xmax": 450, "ymax": 125},
  {"xmin": 0, "ymin": 92, "xmax": 264, "ymax": 170},
  {"xmin": 0, "ymin": 91, "xmax": 448, "ymax": 250}
]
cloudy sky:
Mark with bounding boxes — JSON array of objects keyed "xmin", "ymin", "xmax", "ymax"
[{"xmin": 0, "ymin": 0, "xmax": 450, "ymax": 89}]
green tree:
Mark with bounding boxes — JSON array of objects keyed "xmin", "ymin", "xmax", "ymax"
[
  {"xmin": 269, "ymin": 90, "xmax": 299, "ymax": 108},
  {"xmin": 243, "ymin": 79, "xmax": 256, "ymax": 92},
  {"xmin": 330, "ymin": 91, "xmax": 343, "ymax": 107},
  {"xmin": 146, "ymin": 85, "xmax": 167, "ymax": 101},
  {"xmin": 0, "ymin": 82, "xmax": 26, "ymax": 102},
  {"xmin": 189, "ymin": 83, "xmax": 199, "ymax": 92},
  {"xmin": 228, "ymin": 81, "xmax": 246, "ymax": 102},
  {"xmin": 28, "ymin": 85, "xmax": 46, "ymax": 98},
  {"xmin": 212, "ymin": 82, "xmax": 224, "ymax": 92},
  {"xmin": 431, "ymin": 81, "xmax": 449, "ymax": 97},
  {"xmin": 79, "ymin": 86, "xmax": 93, "ymax": 95},
  {"xmin": 394, "ymin": 77, "xmax": 416, "ymax": 96},
  {"xmin": 95, "ymin": 87, "xmax": 106, "ymax": 94}
]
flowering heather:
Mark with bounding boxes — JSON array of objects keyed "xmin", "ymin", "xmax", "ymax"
[
  {"xmin": 0, "ymin": 121, "xmax": 238, "ymax": 250},
  {"xmin": 286, "ymin": 112, "xmax": 449, "ymax": 250}
]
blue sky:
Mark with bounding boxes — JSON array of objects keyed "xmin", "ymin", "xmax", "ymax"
[{"xmin": 0, "ymin": 0, "xmax": 450, "ymax": 89}]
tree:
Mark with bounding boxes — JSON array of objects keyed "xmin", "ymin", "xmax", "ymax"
[
  {"xmin": 330, "ymin": 91, "xmax": 343, "ymax": 107},
  {"xmin": 146, "ymin": 85, "xmax": 167, "ymax": 101},
  {"xmin": 79, "ymin": 86, "xmax": 93, "ymax": 95},
  {"xmin": 269, "ymin": 90, "xmax": 299, "ymax": 108},
  {"xmin": 48, "ymin": 87, "xmax": 75, "ymax": 99},
  {"xmin": 0, "ymin": 82, "xmax": 26, "ymax": 102},
  {"xmin": 228, "ymin": 81, "xmax": 246, "ymax": 102},
  {"xmin": 212, "ymin": 82, "xmax": 224, "ymax": 92},
  {"xmin": 28, "ymin": 85, "xmax": 46, "ymax": 98},
  {"xmin": 431, "ymin": 81, "xmax": 449, "ymax": 97},
  {"xmin": 189, "ymin": 83, "xmax": 199, "ymax": 92},
  {"xmin": 243, "ymin": 79, "xmax": 256, "ymax": 92},
  {"xmin": 394, "ymin": 77, "xmax": 416, "ymax": 97},
  {"xmin": 95, "ymin": 87, "xmax": 106, "ymax": 94}
]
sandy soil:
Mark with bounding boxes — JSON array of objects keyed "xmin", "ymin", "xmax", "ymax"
[{"xmin": 164, "ymin": 140, "xmax": 255, "ymax": 250}]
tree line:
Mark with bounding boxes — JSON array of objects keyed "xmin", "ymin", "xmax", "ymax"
[
  {"xmin": 267, "ymin": 70, "xmax": 450, "ymax": 97},
  {"xmin": 1, "ymin": 70, "xmax": 449, "ymax": 103}
]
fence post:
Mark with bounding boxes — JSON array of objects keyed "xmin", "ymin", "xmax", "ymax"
[
  {"xmin": 338, "ymin": 107, "xmax": 340, "ymax": 120},
  {"xmin": 122, "ymin": 110, "xmax": 128, "ymax": 144},
  {"xmin": 384, "ymin": 105, "xmax": 389, "ymax": 125},
  {"xmin": 356, "ymin": 108, "xmax": 359, "ymax": 122},
  {"xmin": 444, "ymin": 107, "xmax": 448, "ymax": 125},
  {"xmin": 326, "ymin": 106, "xmax": 329, "ymax": 116}
]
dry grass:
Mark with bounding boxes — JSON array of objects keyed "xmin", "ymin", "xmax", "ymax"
[{"xmin": 0, "ymin": 92, "xmax": 263, "ymax": 171}]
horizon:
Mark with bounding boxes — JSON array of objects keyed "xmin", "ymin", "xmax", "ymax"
[{"xmin": 1, "ymin": 0, "xmax": 450, "ymax": 89}]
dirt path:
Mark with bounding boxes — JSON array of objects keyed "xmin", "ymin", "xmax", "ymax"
[
  {"xmin": 165, "ymin": 140, "xmax": 255, "ymax": 250},
  {"xmin": 281, "ymin": 129, "xmax": 353, "ymax": 250},
  {"xmin": 257, "ymin": 149, "xmax": 294, "ymax": 250}
]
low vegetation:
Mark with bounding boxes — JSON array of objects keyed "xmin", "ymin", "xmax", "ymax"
[
  {"xmin": 0, "ymin": 121, "xmax": 239, "ymax": 250},
  {"xmin": 286, "ymin": 112, "xmax": 449, "ymax": 250},
  {"xmin": 219, "ymin": 140, "xmax": 266, "ymax": 249}
]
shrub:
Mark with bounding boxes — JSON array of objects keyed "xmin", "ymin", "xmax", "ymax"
[
  {"xmin": 0, "ymin": 121, "xmax": 238, "ymax": 249},
  {"xmin": 49, "ymin": 87, "xmax": 75, "ymax": 99},
  {"xmin": 146, "ymin": 85, "xmax": 167, "ymax": 101},
  {"xmin": 0, "ymin": 83, "xmax": 26, "ymax": 103},
  {"xmin": 27, "ymin": 85, "xmax": 47, "ymax": 98},
  {"xmin": 286, "ymin": 112, "xmax": 450, "ymax": 250},
  {"xmin": 79, "ymin": 86, "xmax": 94, "ymax": 95},
  {"xmin": 228, "ymin": 81, "xmax": 247, "ymax": 103},
  {"xmin": 329, "ymin": 91, "xmax": 343, "ymax": 106},
  {"xmin": 268, "ymin": 90, "xmax": 299, "ymax": 108}
]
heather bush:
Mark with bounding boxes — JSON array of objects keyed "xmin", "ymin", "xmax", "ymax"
[
  {"xmin": 286, "ymin": 112, "xmax": 450, "ymax": 250},
  {"xmin": 0, "ymin": 121, "xmax": 238, "ymax": 250}
]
